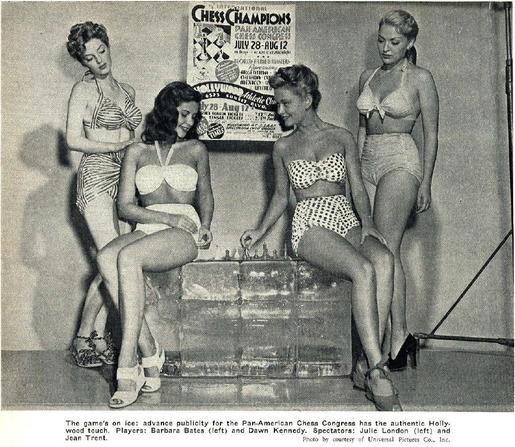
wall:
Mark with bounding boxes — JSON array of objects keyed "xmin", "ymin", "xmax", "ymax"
[{"xmin": 1, "ymin": 1, "xmax": 512, "ymax": 351}]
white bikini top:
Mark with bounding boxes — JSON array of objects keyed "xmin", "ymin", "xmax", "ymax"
[{"xmin": 135, "ymin": 141, "xmax": 198, "ymax": 195}]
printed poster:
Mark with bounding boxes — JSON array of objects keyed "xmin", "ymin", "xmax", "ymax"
[{"xmin": 187, "ymin": 2, "xmax": 296, "ymax": 141}]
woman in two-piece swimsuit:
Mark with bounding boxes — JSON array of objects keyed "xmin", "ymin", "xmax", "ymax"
[
  {"xmin": 66, "ymin": 22, "xmax": 142, "ymax": 368},
  {"xmin": 241, "ymin": 65, "xmax": 401, "ymax": 411},
  {"xmin": 356, "ymin": 10, "xmax": 439, "ymax": 371},
  {"xmin": 96, "ymin": 82, "xmax": 214, "ymax": 408}
]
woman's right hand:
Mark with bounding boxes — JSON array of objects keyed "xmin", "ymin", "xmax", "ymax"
[
  {"xmin": 240, "ymin": 229, "xmax": 263, "ymax": 249},
  {"xmin": 167, "ymin": 214, "xmax": 199, "ymax": 234},
  {"xmin": 112, "ymin": 138, "xmax": 136, "ymax": 152}
]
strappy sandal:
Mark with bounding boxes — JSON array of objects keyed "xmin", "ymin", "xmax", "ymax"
[
  {"xmin": 70, "ymin": 335, "xmax": 102, "ymax": 368},
  {"xmin": 109, "ymin": 364, "xmax": 146, "ymax": 409},
  {"xmin": 351, "ymin": 354, "xmax": 367, "ymax": 391},
  {"xmin": 364, "ymin": 363, "xmax": 403, "ymax": 411},
  {"xmin": 141, "ymin": 340, "xmax": 165, "ymax": 393},
  {"xmin": 91, "ymin": 331, "xmax": 117, "ymax": 365}
]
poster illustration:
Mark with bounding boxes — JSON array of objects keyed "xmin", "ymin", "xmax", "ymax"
[{"xmin": 187, "ymin": 2, "xmax": 296, "ymax": 141}]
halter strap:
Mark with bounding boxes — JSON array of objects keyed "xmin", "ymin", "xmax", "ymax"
[{"xmin": 155, "ymin": 141, "xmax": 174, "ymax": 166}]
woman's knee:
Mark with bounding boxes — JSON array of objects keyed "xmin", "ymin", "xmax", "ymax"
[
  {"xmin": 353, "ymin": 258, "xmax": 376, "ymax": 286},
  {"xmin": 375, "ymin": 245, "xmax": 395, "ymax": 276},
  {"xmin": 117, "ymin": 244, "xmax": 142, "ymax": 272},
  {"xmin": 97, "ymin": 246, "xmax": 118, "ymax": 280}
]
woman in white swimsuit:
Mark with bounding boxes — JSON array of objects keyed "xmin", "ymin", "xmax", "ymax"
[
  {"xmin": 96, "ymin": 82, "xmax": 214, "ymax": 408},
  {"xmin": 241, "ymin": 65, "xmax": 401, "ymax": 411},
  {"xmin": 356, "ymin": 10, "xmax": 439, "ymax": 371}
]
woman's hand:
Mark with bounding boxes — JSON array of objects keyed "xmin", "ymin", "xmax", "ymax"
[
  {"xmin": 240, "ymin": 229, "xmax": 263, "ymax": 249},
  {"xmin": 112, "ymin": 138, "xmax": 136, "ymax": 152},
  {"xmin": 361, "ymin": 223, "xmax": 388, "ymax": 246},
  {"xmin": 167, "ymin": 214, "xmax": 199, "ymax": 234},
  {"xmin": 197, "ymin": 226, "xmax": 213, "ymax": 249},
  {"xmin": 416, "ymin": 181, "xmax": 432, "ymax": 213}
]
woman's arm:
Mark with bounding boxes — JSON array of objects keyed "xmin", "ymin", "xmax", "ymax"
[
  {"xmin": 357, "ymin": 70, "xmax": 370, "ymax": 155},
  {"xmin": 240, "ymin": 140, "xmax": 290, "ymax": 248},
  {"xmin": 416, "ymin": 69, "xmax": 439, "ymax": 213},
  {"xmin": 66, "ymin": 82, "xmax": 134, "ymax": 153},
  {"xmin": 194, "ymin": 142, "xmax": 214, "ymax": 247},
  {"xmin": 343, "ymin": 129, "xmax": 386, "ymax": 245},
  {"xmin": 117, "ymin": 144, "xmax": 198, "ymax": 234}
]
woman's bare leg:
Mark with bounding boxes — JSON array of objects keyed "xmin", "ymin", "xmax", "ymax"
[
  {"xmin": 297, "ymin": 226, "xmax": 394, "ymax": 395},
  {"xmin": 373, "ymin": 170, "xmax": 419, "ymax": 357}
]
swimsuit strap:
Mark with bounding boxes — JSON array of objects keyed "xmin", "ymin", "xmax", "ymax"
[
  {"xmin": 90, "ymin": 78, "xmax": 104, "ymax": 129},
  {"xmin": 163, "ymin": 143, "xmax": 174, "ymax": 166},
  {"xmin": 364, "ymin": 67, "xmax": 381, "ymax": 87},
  {"xmin": 154, "ymin": 141, "xmax": 164, "ymax": 166},
  {"xmin": 154, "ymin": 141, "xmax": 175, "ymax": 166}
]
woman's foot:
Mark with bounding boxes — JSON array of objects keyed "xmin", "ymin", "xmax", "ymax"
[
  {"xmin": 91, "ymin": 331, "xmax": 118, "ymax": 365},
  {"xmin": 365, "ymin": 364, "xmax": 402, "ymax": 411},
  {"xmin": 141, "ymin": 340, "xmax": 165, "ymax": 393},
  {"xmin": 388, "ymin": 333, "xmax": 418, "ymax": 371},
  {"xmin": 70, "ymin": 335, "xmax": 102, "ymax": 368},
  {"xmin": 351, "ymin": 354, "xmax": 367, "ymax": 391},
  {"xmin": 109, "ymin": 364, "xmax": 146, "ymax": 409}
]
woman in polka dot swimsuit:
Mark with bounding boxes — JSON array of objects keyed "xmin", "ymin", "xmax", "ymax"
[{"xmin": 241, "ymin": 65, "xmax": 400, "ymax": 411}]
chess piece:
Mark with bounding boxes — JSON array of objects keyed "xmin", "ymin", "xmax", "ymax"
[
  {"xmin": 223, "ymin": 249, "xmax": 231, "ymax": 260},
  {"xmin": 272, "ymin": 249, "xmax": 278, "ymax": 259},
  {"xmin": 262, "ymin": 243, "xmax": 270, "ymax": 260}
]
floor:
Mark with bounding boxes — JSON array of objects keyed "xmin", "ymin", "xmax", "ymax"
[{"xmin": 1, "ymin": 349, "xmax": 513, "ymax": 411}]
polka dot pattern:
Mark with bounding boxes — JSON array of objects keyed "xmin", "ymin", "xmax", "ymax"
[
  {"xmin": 287, "ymin": 152, "xmax": 347, "ymax": 190},
  {"xmin": 291, "ymin": 195, "xmax": 360, "ymax": 255}
]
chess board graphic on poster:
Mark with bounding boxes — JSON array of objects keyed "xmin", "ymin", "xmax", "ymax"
[{"xmin": 187, "ymin": 2, "xmax": 296, "ymax": 141}]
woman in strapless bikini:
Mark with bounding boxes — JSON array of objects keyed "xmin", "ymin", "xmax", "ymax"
[
  {"xmin": 96, "ymin": 82, "xmax": 214, "ymax": 408},
  {"xmin": 66, "ymin": 22, "xmax": 142, "ymax": 368},
  {"xmin": 241, "ymin": 65, "xmax": 401, "ymax": 411},
  {"xmin": 356, "ymin": 10, "xmax": 439, "ymax": 371}
]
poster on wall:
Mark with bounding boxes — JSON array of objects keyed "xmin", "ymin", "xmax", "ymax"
[{"xmin": 186, "ymin": 2, "xmax": 296, "ymax": 141}]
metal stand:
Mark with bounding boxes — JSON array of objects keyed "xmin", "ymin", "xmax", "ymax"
[{"xmin": 415, "ymin": 3, "xmax": 513, "ymax": 349}]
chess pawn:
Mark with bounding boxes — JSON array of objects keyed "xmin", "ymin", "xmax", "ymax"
[
  {"xmin": 272, "ymin": 249, "xmax": 278, "ymax": 259},
  {"xmin": 262, "ymin": 243, "xmax": 270, "ymax": 260},
  {"xmin": 223, "ymin": 249, "xmax": 231, "ymax": 260}
]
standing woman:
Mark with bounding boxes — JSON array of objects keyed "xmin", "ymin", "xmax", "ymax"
[
  {"xmin": 356, "ymin": 10, "xmax": 439, "ymax": 369},
  {"xmin": 96, "ymin": 82, "xmax": 213, "ymax": 408},
  {"xmin": 66, "ymin": 22, "xmax": 142, "ymax": 367},
  {"xmin": 241, "ymin": 65, "xmax": 401, "ymax": 411}
]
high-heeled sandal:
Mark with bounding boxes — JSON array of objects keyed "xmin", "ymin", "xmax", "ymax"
[
  {"xmin": 70, "ymin": 335, "xmax": 102, "ymax": 368},
  {"xmin": 91, "ymin": 331, "xmax": 117, "ymax": 365},
  {"xmin": 364, "ymin": 364, "xmax": 403, "ymax": 411},
  {"xmin": 109, "ymin": 364, "xmax": 146, "ymax": 409},
  {"xmin": 351, "ymin": 354, "xmax": 367, "ymax": 391},
  {"xmin": 388, "ymin": 333, "xmax": 418, "ymax": 371},
  {"xmin": 141, "ymin": 341, "xmax": 165, "ymax": 393}
]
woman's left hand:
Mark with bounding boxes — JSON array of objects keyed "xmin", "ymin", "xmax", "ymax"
[
  {"xmin": 416, "ymin": 182, "xmax": 432, "ymax": 213},
  {"xmin": 361, "ymin": 224, "xmax": 388, "ymax": 246},
  {"xmin": 197, "ymin": 226, "xmax": 213, "ymax": 249}
]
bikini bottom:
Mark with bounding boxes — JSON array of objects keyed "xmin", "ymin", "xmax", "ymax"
[
  {"xmin": 361, "ymin": 133, "xmax": 422, "ymax": 186},
  {"xmin": 135, "ymin": 203, "xmax": 200, "ymax": 243},
  {"xmin": 291, "ymin": 195, "xmax": 360, "ymax": 256}
]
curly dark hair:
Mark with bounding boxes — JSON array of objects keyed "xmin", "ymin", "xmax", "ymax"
[
  {"xmin": 66, "ymin": 22, "xmax": 109, "ymax": 62},
  {"xmin": 268, "ymin": 64, "xmax": 321, "ymax": 110},
  {"xmin": 141, "ymin": 82, "xmax": 202, "ymax": 145}
]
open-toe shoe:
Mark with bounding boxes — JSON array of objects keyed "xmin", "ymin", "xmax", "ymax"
[
  {"xmin": 364, "ymin": 364, "xmax": 403, "ymax": 411},
  {"xmin": 141, "ymin": 341, "xmax": 165, "ymax": 393},
  {"xmin": 109, "ymin": 364, "xmax": 146, "ymax": 409}
]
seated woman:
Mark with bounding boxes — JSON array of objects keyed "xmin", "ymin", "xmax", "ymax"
[
  {"xmin": 97, "ymin": 82, "xmax": 214, "ymax": 408},
  {"xmin": 241, "ymin": 65, "xmax": 400, "ymax": 411}
]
